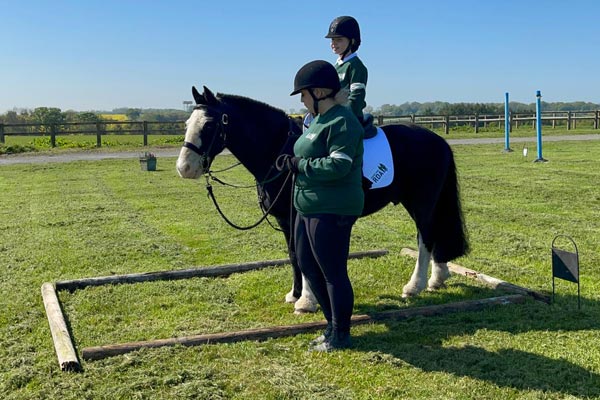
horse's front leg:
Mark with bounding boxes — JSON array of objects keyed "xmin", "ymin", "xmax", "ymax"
[
  {"xmin": 277, "ymin": 216, "xmax": 318, "ymax": 312},
  {"xmin": 402, "ymin": 234, "xmax": 431, "ymax": 297},
  {"xmin": 292, "ymin": 274, "xmax": 318, "ymax": 314}
]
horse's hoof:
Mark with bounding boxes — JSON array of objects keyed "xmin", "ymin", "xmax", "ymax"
[
  {"xmin": 285, "ymin": 293, "xmax": 299, "ymax": 304},
  {"xmin": 427, "ymin": 283, "xmax": 447, "ymax": 292},
  {"xmin": 294, "ymin": 304, "xmax": 318, "ymax": 314},
  {"xmin": 402, "ymin": 284, "xmax": 423, "ymax": 298}
]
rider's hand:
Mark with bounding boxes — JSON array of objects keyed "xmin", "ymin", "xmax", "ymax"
[{"xmin": 275, "ymin": 154, "xmax": 300, "ymax": 173}]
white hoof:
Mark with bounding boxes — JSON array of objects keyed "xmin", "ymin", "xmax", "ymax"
[
  {"xmin": 285, "ymin": 290, "xmax": 298, "ymax": 304},
  {"xmin": 426, "ymin": 282, "xmax": 447, "ymax": 292},
  {"xmin": 427, "ymin": 269, "xmax": 451, "ymax": 291},
  {"xmin": 402, "ymin": 283, "xmax": 424, "ymax": 298},
  {"xmin": 294, "ymin": 296, "xmax": 318, "ymax": 314}
]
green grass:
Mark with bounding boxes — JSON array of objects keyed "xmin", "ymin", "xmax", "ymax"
[{"xmin": 1, "ymin": 140, "xmax": 600, "ymax": 399}]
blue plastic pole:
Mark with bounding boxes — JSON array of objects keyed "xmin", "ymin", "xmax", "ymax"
[
  {"xmin": 535, "ymin": 90, "xmax": 547, "ymax": 162},
  {"xmin": 504, "ymin": 92, "xmax": 511, "ymax": 152}
]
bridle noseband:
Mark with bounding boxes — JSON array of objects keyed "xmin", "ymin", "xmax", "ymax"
[{"xmin": 182, "ymin": 112, "xmax": 229, "ymax": 161}]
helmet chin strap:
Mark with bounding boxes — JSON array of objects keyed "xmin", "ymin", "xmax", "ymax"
[
  {"xmin": 308, "ymin": 89, "xmax": 321, "ymax": 115},
  {"xmin": 308, "ymin": 88, "xmax": 340, "ymax": 116},
  {"xmin": 340, "ymin": 40, "xmax": 353, "ymax": 60}
]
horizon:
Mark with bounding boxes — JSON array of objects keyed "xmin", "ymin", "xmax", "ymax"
[{"xmin": 2, "ymin": 0, "xmax": 599, "ymax": 114}]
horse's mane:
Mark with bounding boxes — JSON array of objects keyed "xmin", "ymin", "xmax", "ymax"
[{"xmin": 216, "ymin": 93, "xmax": 289, "ymax": 122}]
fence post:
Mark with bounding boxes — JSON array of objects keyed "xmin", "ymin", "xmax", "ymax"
[
  {"xmin": 410, "ymin": 114, "xmax": 415, "ymax": 124},
  {"xmin": 50, "ymin": 124, "xmax": 57, "ymax": 148},
  {"xmin": 377, "ymin": 115, "xmax": 383, "ymax": 126},
  {"xmin": 0, "ymin": 123, "xmax": 4, "ymax": 144},
  {"xmin": 567, "ymin": 111, "xmax": 572, "ymax": 130},
  {"xmin": 143, "ymin": 121, "xmax": 148, "ymax": 146},
  {"xmin": 96, "ymin": 122, "xmax": 102, "ymax": 148},
  {"xmin": 595, "ymin": 110, "xmax": 599, "ymax": 129},
  {"xmin": 444, "ymin": 115, "xmax": 450, "ymax": 134},
  {"xmin": 474, "ymin": 113, "xmax": 479, "ymax": 133}
]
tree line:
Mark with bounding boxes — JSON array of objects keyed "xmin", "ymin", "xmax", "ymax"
[
  {"xmin": 0, "ymin": 107, "xmax": 190, "ymax": 125},
  {"xmin": 2, "ymin": 101, "xmax": 600, "ymax": 126},
  {"xmin": 366, "ymin": 101, "xmax": 600, "ymax": 116}
]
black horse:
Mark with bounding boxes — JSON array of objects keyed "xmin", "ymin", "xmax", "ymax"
[{"xmin": 177, "ymin": 86, "xmax": 469, "ymax": 313}]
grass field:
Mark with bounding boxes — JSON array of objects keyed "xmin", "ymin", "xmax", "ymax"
[{"xmin": 1, "ymin": 138, "xmax": 599, "ymax": 399}]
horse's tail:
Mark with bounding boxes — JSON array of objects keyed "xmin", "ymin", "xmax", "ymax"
[{"xmin": 432, "ymin": 152, "xmax": 470, "ymax": 262}]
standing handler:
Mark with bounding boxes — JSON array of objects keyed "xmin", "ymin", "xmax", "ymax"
[{"xmin": 277, "ymin": 60, "xmax": 364, "ymax": 352}]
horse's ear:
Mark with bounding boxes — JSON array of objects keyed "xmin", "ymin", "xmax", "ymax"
[
  {"xmin": 192, "ymin": 86, "xmax": 204, "ymax": 105},
  {"xmin": 203, "ymin": 86, "xmax": 218, "ymax": 105}
]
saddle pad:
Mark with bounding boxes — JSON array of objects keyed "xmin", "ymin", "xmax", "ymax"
[{"xmin": 363, "ymin": 127, "xmax": 394, "ymax": 189}]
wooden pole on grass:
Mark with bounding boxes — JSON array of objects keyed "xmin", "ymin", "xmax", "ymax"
[
  {"xmin": 56, "ymin": 249, "xmax": 389, "ymax": 292},
  {"xmin": 41, "ymin": 283, "xmax": 81, "ymax": 372},
  {"xmin": 400, "ymin": 248, "xmax": 550, "ymax": 303},
  {"xmin": 82, "ymin": 294, "xmax": 526, "ymax": 361}
]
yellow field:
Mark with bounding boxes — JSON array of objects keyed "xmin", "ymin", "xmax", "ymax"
[{"xmin": 100, "ymin": 114, "xmax": 128, "ymax": 121}]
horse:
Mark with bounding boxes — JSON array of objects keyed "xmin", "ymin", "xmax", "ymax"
[{"xmin": 177, "ymin": 86, "xmax": 469, "ymax": 313}]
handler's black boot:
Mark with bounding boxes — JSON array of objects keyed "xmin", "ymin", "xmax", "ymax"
[
  {"xmin": 309, "ymin": 323, "xmax": 332, "ymax": 346},
  {"xmin": 309, "ymin": 330, "xmax": 352, "ymax": 353}
]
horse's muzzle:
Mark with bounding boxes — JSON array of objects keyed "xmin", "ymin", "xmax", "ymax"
[{"xmin": 176, "ymin": 148, "xmax": 208, "ymax": 179}]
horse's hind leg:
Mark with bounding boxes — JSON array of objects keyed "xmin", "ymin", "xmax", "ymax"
[
  {"xmin": 402, "ymin": 235, "xmax": 431, "ymax": 297},
  {"xmin": 427, "ymin": 260, "xmax": 451, "ymax": 291}
]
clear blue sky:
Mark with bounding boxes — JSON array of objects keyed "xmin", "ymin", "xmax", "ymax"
[{"xmin": 2, "ymin": 0, "xmax": 599, "ymax": 114}]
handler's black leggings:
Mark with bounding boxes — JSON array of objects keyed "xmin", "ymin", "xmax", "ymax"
[{"xmin": 294, "ymin": 213, "xmax": 357, "ymax": 334}]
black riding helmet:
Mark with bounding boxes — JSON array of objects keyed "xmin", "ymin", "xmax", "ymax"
[
  {"xmin": 290, "ymin": 60, "xmax": 341, "ymax": 115},
  {"xmin": 325, "ymin": 16, "xmax": 361, "ymax": 53},
  {"xmin": 290, "ymin": 60, "xmax": 341, "ymax": 96}
]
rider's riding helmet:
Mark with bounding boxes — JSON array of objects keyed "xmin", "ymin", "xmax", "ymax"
[
  {"xmin": 290, "ymin": 60, "xmax": 341, "ymax": 96},
  {"xmin": 325, "ymin": 16, "xmax": 361, "ymax": 52}
]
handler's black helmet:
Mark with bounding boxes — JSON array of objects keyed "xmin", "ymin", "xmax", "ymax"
[
  {"xmin": 325, "ymin": 16, "xmax": 361, "ymax": 51},
  {"xmin": 290, "ymin": 60, "xmax": 341, "ymax": 96}
]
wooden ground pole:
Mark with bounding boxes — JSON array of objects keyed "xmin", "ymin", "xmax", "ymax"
[
  {"xmin": 82, "ymin": 294, "xmax": 526, "ymax": 361},
  {"xmin": 41, "ymin": 282, "xmax": 81, "ymax": 372},
  {"xmin": 55, "ymin": 249, "xmax": 389, "ymax": 292}
]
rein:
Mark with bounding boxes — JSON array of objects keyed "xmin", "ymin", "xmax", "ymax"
[{"xmin": 204, "ymin": 170, "xmax": 293, "ymax": 231}]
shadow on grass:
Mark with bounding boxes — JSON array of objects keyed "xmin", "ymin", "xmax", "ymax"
[{"xmin": 353, "ymin": 289, "xmax": 600, "ymax": 398}]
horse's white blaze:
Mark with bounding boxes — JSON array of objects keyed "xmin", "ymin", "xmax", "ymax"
[{"xmin": 176, "ymin": 109, "xmax": 209, "ymax": 179}]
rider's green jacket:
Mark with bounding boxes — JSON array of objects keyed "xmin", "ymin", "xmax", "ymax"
[
  {"xmin": 336, "ymin": 53, "xmax": 368, "ymax": 122},
  {"xmin": 293, "ymin": 104, "xmax": 364, "ymax": 216}
]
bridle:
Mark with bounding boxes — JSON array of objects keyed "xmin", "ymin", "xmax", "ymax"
[
  {"xmin": 181, "ymin": 110, "xmax": 300, "ymax": 231},
  {"xmin": 182, "ymin": 111, "xmax": 229, "ymax": 169}
]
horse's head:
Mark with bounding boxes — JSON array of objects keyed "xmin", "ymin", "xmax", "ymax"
[{"xmin": 176, "ymin": 86, "xmax": 229, "ymax": 179}]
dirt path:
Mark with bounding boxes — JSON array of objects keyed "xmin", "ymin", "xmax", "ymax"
[{"xmin": 1, "ymin": 134, "xmax": 599, "ymax": 166}]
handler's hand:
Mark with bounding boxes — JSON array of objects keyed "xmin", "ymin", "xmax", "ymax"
[{"xmin": 275, "ymin": 154, "xmax": 300, "ymax": 173}]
